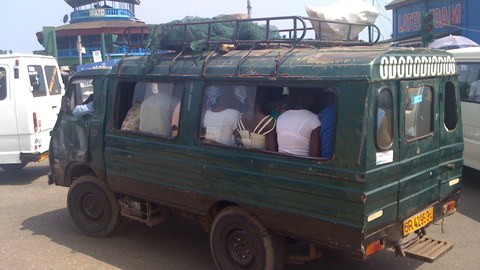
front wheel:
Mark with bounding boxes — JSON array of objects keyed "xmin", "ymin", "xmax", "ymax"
[
  {"xmin": 210, "ymin": 206, "xmax": 284, "ymax": 270},
  {"xmin": 67, "ymin": 175, "xmax": 119, "ymax": 237}
]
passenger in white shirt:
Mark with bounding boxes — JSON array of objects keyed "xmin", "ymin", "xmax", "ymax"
[
  {"xmin": 276, "ymin": 89, "xmax": 321, "ymax": 157},
  {"xmin": 203, "ymin": 86, "xmax": 240, "ymax": 146}
]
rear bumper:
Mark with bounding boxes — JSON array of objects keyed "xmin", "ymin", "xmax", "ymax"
[
  {"xmin": 20, "ymin": 151, "xmax": 48, "ymax": 163},
  {"xmin": 364, "ymin": 190, "xmax": 460, "ymax": 255}
]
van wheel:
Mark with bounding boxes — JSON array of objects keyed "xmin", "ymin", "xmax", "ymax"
[
  {"xmin": 67, "ymin": 175, "xmax": 119, "ymax": 237},
  {"xmin": 0, "ymin": 163, "xmax": 27, "ymax": 171},
  {"xmin": 210, "ymin": 206, "xmax": 284, "ymax": 270}
]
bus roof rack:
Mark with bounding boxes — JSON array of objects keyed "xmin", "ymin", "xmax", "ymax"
[{"xmin": 145, "ymin": 15, "xmax": 381, "ymax": 53}]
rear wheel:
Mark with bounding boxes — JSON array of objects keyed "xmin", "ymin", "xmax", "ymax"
[
  {"xmin": 210, "ymin": 206, "xmax": 284, "ymax": 270},
  {"xmin": 67, "ymin": 175, "xmax": 119, "ymax": 237}
]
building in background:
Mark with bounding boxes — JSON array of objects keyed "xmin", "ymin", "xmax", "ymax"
[
  {"xmin": 36, "ymin": 0, "xmax": 149, "ymax": 68},
  {"xmin": 386, "ymin": 0, "xmax": 480, "ymax": 46}
]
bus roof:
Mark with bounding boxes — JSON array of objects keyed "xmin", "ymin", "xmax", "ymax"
[
  {"xmin": 112, "ymin": 46, "xmax": 455, "ymax": 82},
  {"xmin": 448, "ymin": 47, "xmax": 480, "ymax": 61},
  {"xmin": 0, "ymin": 53, "xmax": 56, "ymax": 60}
]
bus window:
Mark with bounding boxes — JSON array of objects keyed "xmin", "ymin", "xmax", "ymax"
[
  {"xmin": 199, "ymin": 85, "xmax": 335, "ymax": 158},
  {"xmin": 45, "ymin": 66, "xmax": 62, "ymax": 95},
  {"xmin": 0, "ymin": 68, "xmax": 6, "ymax": 100},
  {"xmin": 444, "ymin": 81, "xmax": 458, "ymax": 131},
  {"xmin": 116, "ymin": 81, "xmax": 183, "ymax": 138},
  {"xmin": 457, "ymin": 63, "xmax": 480, "ymax": 103},
  {"xmin": 200, "ymin": 85, "xmax": 254, "ymax": 147},
  {"xmin": 405, "ymin": 86, "xmax": 433, "ymax": 140},
  {"xmin": 28, "ymin": 65, "xmax": 47, "ymax": 97},
  {"xmin": 376, "ymin": 88, "xmax": 393, "ymax": 149}
]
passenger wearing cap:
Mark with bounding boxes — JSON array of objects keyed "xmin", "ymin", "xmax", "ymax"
[{"xmin": 203, "ymin": 85, "xmax": 241, "ymax": 146}]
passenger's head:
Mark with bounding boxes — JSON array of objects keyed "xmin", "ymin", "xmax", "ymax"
[{"xmin": 206, "ymin": 85, "xmax": 225, "ymax": 110}]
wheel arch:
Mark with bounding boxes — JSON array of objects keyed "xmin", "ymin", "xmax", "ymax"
[{"xmin": 65, "ymin": 162, "xmax": 99, "ymax": 186}]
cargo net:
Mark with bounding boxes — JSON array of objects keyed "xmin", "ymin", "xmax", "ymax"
[
  {"xmin": 146, "ymin": 16, "xmax": 283, "ymax": 52},
  {"xmin": 144, "ymin": 15, "xmax": 380, "ymax": 54}
]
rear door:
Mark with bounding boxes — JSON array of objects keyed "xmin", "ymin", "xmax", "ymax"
[
  {"xmin": 28, "ymin": 64, "xmax": 63, "ymax": 154},
  {"xmin": 0, "ymin": 64, "xmax": 21, "ymax": 163},
  {"xmin": 438, "ymin": 80, "xmax": 463, "ymax": 198},
  {"xmin": 398, "ymin": 79, "xmax": 440, "ymax": 228}
]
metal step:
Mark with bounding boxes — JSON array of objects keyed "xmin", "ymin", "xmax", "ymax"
[{"xmin": 404, "ymin": 237, "xmax": 453, "ymax": 263}]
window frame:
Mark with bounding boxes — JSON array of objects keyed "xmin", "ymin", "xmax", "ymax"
[
  {"xmin": 404, "ymin": 85, "xmax": 434, "ymax": 142},
  {"xmin": 0, "ymin": 67, "xmax": 6, "ymax": 100},
  {"xmin": 375, "ymin": 87, "xmax": 394, "ymax": 150},
  {"xmin": 45, "ymin": 65, "xmax": 62, "ymax": 95},
  {"xmin": 114, "ymin": 80, "xmax": 183, "ymax": 139},
  {"xmin": 443, "ymin": 81, "xmax": 458, "ymax": 132},
  {"xmin": 28, "ymin": 65, "xmax": 47, "ymax": 97}
]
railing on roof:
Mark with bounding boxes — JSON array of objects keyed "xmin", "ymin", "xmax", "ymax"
[
  {"xmin": 149, "ymin": 16, "xmax": 381, "ymax": 52},
  {"xmin": 118, "ymin": 16, "xmax": 381, "ymax": 76}
]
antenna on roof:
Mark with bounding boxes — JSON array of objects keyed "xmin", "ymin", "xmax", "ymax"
[
  {"xmin": 247, "ymin": 0, "xmax": 252, "ymax": 18},
  {"xmin": 63, "ymin": 14, "xmax": 69, "ymax": 24}
]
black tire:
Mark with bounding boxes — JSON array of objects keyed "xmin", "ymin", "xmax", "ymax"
[
  {"xmin": 210, "ymin": 206, "xmax": 284, "ymax": 270},
  {"xmin": 67, "ymin": 175, "xmax": 119, "ymax": 237},
  {"xmin": 0, "ymin": 163, "xmax": 27, "ymax": 171}
]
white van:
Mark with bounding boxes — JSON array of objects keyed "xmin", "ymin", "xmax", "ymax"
[
  {"xmin": 0, "ymin": 54, "xmax": 64, "ymax": 171},
  {"xmin": 448, "ymin": 47, "xmax": 480, "ymax": 171}
]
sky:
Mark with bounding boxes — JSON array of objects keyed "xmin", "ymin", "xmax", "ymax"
[{"xmin": 0, "ymin": 0, "xmax": 392, "ymax": 53}]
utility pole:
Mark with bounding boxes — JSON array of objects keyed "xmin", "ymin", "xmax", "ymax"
[
  {"xmin": 247, "ymin": 0, "xmax": 252, "ymax": 18},
  {"xmin": 77, "ymin": 35, "xmax": 83, "ymax": 65}
]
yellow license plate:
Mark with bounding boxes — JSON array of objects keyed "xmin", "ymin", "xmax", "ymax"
[{"xmin": 403, "ymin": 208, "xmax": 434, "ymax": 236}]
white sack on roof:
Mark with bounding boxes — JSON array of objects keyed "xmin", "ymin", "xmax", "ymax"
[{"xmin": 306, "ymin": 0, "xmax": 378, "ymax": 41}]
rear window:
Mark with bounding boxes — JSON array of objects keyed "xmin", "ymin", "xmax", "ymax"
[
  {"xmin": 0, "ymin": 67, "xmax": 6, "ymax": 100},
  {"xmin": 405, "ymin": 86, "xmax": 433, "ymax": 140},
  {"xmin": 376, "ymin": 88, "xmax": 393, "ymax": 149},
  {"xmin": 444, "ymin": 81, "xmax": 458, "ymax": 131},
  {"xmin": 45, "ymin": 65, "xmax": 62, "ymax": 95},
  {"xmin": 28, "ymin": 65, "xmax": 47, "ymax": 97}
]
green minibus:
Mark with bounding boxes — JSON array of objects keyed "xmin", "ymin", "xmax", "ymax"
[{"xmin": 49, "ymin": 16, "xmax": 462, "ymax": 269}]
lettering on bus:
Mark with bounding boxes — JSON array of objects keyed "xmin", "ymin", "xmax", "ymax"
[
  {"xmin": 397, "ymin": 4, "xmax": 461, "ymax": 34},
  {"xmin": 379, "ymin": 55, "xmax": 456, "ymax": 80}
]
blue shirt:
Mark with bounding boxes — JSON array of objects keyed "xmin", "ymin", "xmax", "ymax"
[
  {"xmin": 72, "ymin": 101, "xmax": 94, "ymax": 117},
  {"xmin": 318, "ymin": 104, "xmax": 335, "ymax": 159}
]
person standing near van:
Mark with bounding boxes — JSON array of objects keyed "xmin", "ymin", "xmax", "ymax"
[{"xmin": 276, "ymin": 89, "xmax": 321, "ymax": 157}]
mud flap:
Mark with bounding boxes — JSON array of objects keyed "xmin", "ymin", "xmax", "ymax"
[{"xmin": 404, "ymin": 237, "xmax": 453, "ymax": 263}]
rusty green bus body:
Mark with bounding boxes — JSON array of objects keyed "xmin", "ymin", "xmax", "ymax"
[{"xmin": 50, "ymin": 46, "xmax": 462, "ymax": 259}]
